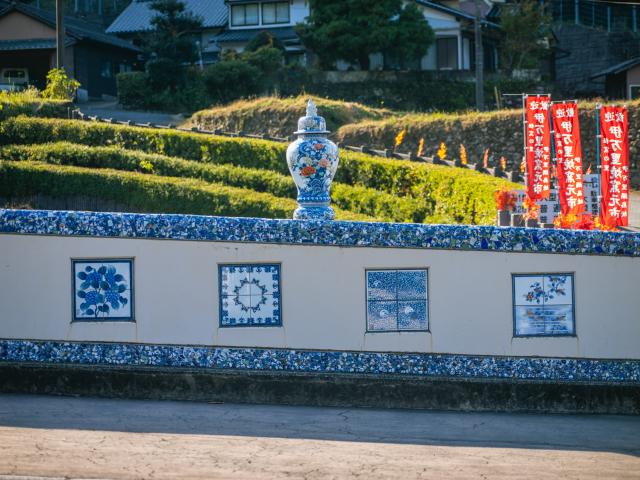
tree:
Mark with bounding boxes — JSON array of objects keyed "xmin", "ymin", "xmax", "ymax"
[
  {"xmin": 500, "ymin": 0, "xmax": 551, "ymax": 75},
  {"xmin": 144, "ymin": 0, "xmax": 203, "ymax": 88},
  {"xmin": 296, "ymin": 0, "xmax": 434, "ymax": 70}
]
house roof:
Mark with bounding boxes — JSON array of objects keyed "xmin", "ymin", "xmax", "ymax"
[
  {"xmin": 0, "ymin": 0, "xmax": 140, "ymax": 52},
  {"xmin": 107, "ymin": 0, "xmax": 227, "ymax": 34},
  {"xmin": 211, "ymin": 26, "xmax": 298, "ymax": 44},
  {"xmin": 0, "ymin": 38, "xmax": 74, "ymax": 51},
  {"xmin": 415, "ymin": 0, "xmax": 501, "ymax": 29},
  {"xmin": 591, "ymin": 57, "xmax": 640, "ymax": 79}
]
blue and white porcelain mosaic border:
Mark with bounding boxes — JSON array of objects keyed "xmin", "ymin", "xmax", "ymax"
[
  {"xmin": 1, "ymin": 209, "xmax": 640, "ymax": 257},
  {"xmin": 1, "ymin": 339, "xmax": 638, "ymax": 383}
]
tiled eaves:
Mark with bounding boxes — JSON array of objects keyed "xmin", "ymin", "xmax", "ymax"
[{"xmin": 1, "ymin": 209, "xmax": 639, "ymax": 257}]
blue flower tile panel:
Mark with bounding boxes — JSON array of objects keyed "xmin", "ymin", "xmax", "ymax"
[
  {"xmin": 513, "ymin": 274, "xmax": 574, "ymax": 336},
  {"xmin": 73, "ymin": 259, "xmax": 133, "ymax": 321},
  {"xmin": 366, "ymin": 269, "xmax": 428, "ymax": 332},
  {"xmin": 1, "ymin": 339, "xmax": 639, "ymax": 384},
  {"xmin": 219, "ymin": 264, "xmax": 281, "ymax": 327},
  {"xmin": 2, "ymin": 210, "xmax": 639, "ymax": 258}
]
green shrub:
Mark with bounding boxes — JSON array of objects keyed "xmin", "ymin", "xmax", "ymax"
[
  {"xmin": 0, "ymin": 142, "xmax": 425, "ymax": 222},
  {"xmin": 41, "ymin": 68, "xmax": 80, "ymax": 100},
  {"xmin": 203, "ymin": 60, "xmax": 263, "ymax": 105},
  {"xmin": 0, "ymin": 89, "xmax": 70, "ymax": 120},
  {"xmin": 0, "ymin": 160, "xmax": 378, "ymax": 222},
  {"xmin": 116, "ymin": 72, "xmax": 148, "ymax": 110},
  {"xmin": 0, "ymin": 117, "xmax": 519, "ymax": 224}
]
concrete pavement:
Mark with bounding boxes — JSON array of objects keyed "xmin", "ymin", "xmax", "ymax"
[{"xmin": 0, "ymin": 394, "xmax": 638, "ymax": 479}]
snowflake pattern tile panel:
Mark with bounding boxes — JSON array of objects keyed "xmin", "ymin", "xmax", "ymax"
[
  {"xmin": 397, "ymin": 270, "xmax": 427, "ymax": 300},
  {"xmin": 219, "ymin": 264, "xmax": 281, "ymax": 327},
  {"xmin": 366, "ymin": 271, "xmax": 397, "ymax": 300},
  {"xmin": 397, "ymin": 300, "xmax": 428, "ymax": 330},
  {"xmin": 367, "ymin": 301, "xmax": 398, "ymax": 331},
  {"xmin": 73, "ymin": 259, "xmax": 133, "ymax": 321}
]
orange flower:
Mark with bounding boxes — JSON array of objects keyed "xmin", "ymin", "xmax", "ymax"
[
  {"xmin": 300, "ymin": 166, "xmax": 316, "ymax": 177},
  {"xmin": 573, "ymin": 213, "xmax": 596, "ymax": 230},
  {"xmin": 520, "ymin": 158, "xmax": 526, "ymax": 173},
  {"xmin": 523, "ymin": 195, "xmax": 539, "ymax": 220},
  {"xmin": 313, "ymin": 143, "xmax": 323, "ymax": 151},
  {"xmin": 417, "ymin": 137, "xmax": 425, "ymax": 157},
  {"xmin": 483, "ymin": 148, "xmax": 489, "ymax": 169},
  {"xmin": 553, "ymin": 213, "xmax": 578, "ymax": 229},
  {"xmin": 586, "ymin": 164, "xmax": 592, "ymax": 175},
  {"xmin": 494, "ymin": 188, "xmax": 517, "ymax": 211},
  {"xmin": 499, "ymin": 156, "xmax": 507, "ymax": 170}
]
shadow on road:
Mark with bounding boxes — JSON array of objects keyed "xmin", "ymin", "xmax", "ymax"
[{"xmin": 0, "ymin": 393, "xmax": 638, "ymax": 456}]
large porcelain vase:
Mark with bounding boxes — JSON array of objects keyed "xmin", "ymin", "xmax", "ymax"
[{"xmin": 286, "ymin": 100, "xmax": 339, "ymax": 220}]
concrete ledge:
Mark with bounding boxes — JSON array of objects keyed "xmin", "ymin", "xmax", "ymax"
[{"xmin": 1, "ymin": 363, "xmax": 638, "ymax": 414}]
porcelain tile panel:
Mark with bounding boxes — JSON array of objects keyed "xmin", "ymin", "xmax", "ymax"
[{"xmin": 73, "ymin": 259, "xmax": 133, "ymax": 321}]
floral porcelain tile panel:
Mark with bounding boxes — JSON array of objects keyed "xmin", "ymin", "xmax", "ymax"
[
  {"xmin": 366, "ymin": 269, "xmax": 428, "ymax": 332},
  {"xmin": 219, "ymin": 264, "xmax": 281, "ymax": 327},
  {"xmin": 73, "ymin": 259, "xmax": 133, "ymax": 321},
  {"xmin": 513, "ymin": 273, "xmax": 575, "ymax": 336}
]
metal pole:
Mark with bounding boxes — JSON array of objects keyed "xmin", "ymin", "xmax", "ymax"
[
  {"xmin": 55, "ymin": 0, "xmax": 65, "ymax": 70},
  {"xmin": 596, "ymin": 103, "xmax": 601, "ymax": 219},
  {"xmin": 474, "ymin": 0, "xmax": 484, "ymax": 110},
  {"xmin": 522, "ymin": 93, "xmax": 527, "ymax": 189}
]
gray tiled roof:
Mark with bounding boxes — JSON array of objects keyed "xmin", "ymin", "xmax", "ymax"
[
  {"xmin": 0, "ymin": 38, "xmax": 74, "ymax": 51},
  {"xmin": 591, "ymin": 57, "xmax": 640, "ymax": 79},
  {"xmin": 212, "ymin": 27, "xmax": 298, "ymax": 43},
  {"xmin": 0, "ymin": 1, "xmax": 140, "ymax": 51},
  {"xmin": 107, "ymin": 0, "xmax": 228, "ymax": 34}
]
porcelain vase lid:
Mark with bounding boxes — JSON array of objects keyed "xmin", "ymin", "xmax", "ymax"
[{"xmin": 294, "ymin": 99, "xmax": 330, "ymax": 135}]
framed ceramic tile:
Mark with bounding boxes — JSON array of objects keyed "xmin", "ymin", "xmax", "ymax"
[
  {"xmin": 512, "ymin": 273, "xmax": 575, "ymax": 337},
  {"xmin": 219, "ymin": 263, "xmax": 281, "ymax": 327},
  {"xmin": 72, "ymin": 259, "xmax": 134, "ymax": 322},
  {"xmin": 366, "ymin": 269, "xmax": 428, "ymax": 332}
]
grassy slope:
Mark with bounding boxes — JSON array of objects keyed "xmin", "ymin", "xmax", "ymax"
[{"xmin": 185, "ymin": 95, "xmax": 394, "ymax": 137}]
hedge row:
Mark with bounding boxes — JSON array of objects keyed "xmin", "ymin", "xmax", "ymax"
[
  {"xmin": 0, "ymin": 161, "xmax": 379, "ymax": 222},
  {"xmin": 0, "ymin": 142, "xmax": 425, "ymax": 222},
  {"xmin": 0, "ymin": 117, "xmax": 519, "ymax": 224},
  {"xmin": 0, "ymin": 92, "xmax": 71, "ymax": 121}
]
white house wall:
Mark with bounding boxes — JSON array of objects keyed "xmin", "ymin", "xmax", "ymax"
[{"xmin": 1, "ymin": 234, "xmax": 638, "ymax": 360}]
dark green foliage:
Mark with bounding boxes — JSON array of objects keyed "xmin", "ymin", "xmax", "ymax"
[
  {"xmin": 144, "ymin": 0, "xmax": 203, "ymax": 89},
  {"xmin": 0, "ymin": 117, "xmax": 519, "ymax": 224},
  {"xmin": 244, "ymin": 31, "xmax": 285, "ymax": 53},
  {"xmin": 0, "ymin": 142, "xmax": 425, "ymax": 222},
  {"xmin": 297, "ymin": 0, "xmax": 434, "ymax": 70},
  {"xmin": 500, "ymin": 0, "xmax": 551, "ymax": 74},
  {"xmin": 203, "ymin": 61, "xmax": 263, "ymax": 105},
  {"xmin": 115, "ymin": 72, "xmax": 148, "ymax": 110}
]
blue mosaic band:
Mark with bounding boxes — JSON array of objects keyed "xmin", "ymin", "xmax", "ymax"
[
  {"xmin": 1, "ymin": 209, "xmax": 639, "ymax": 257},
  {"xmin": 0, "ymin": 339, "xmax": 638, "ymax": 383}
]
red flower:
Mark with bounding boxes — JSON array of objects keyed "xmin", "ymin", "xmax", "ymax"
[
  {"xmin": 300, "ymin": 166, "xmax": 316, "ymax": 177},
  {"xmin": 313, "ymin": 143, "xmax": 323, "ymax": 150},
  {"xmin": 494, "ymin": 188, "xmax": 517, "ymax": 211}
]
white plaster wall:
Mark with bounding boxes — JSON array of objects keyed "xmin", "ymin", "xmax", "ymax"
[{"xmin": 0, "ymin": 234, "xmax": 639, "ymax": 359}]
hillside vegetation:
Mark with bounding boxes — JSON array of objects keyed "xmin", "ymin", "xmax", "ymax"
[
  {"xmin": 185, "ymin": 95, "xmax": 393, "ymax": 137},
  {"xmin": 335, "ymin": 99, "xmax": 640, "ymax": 175},
  {"xmin": 0, "ymin": 116, "xmax": 519, "ymax": 224}
]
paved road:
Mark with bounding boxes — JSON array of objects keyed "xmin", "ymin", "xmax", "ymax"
[
  {"xmin": 0, "ymin": 394, "xmax": 638, "ymax": 479},
  {"xmin": 77, "ymin": 101, "xmax": 185, "ymax": 126}
]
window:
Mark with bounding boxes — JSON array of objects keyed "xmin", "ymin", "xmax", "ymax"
[
  {"xmin": 72, "ymin": 259, "xmax": 134, "ymax": 321},
  {"xmin": 100, "ymin": 60, "xmax": 113, "ymax": 79},
  {"xmin": 219, "ymin": 264, "xmax": 281, "ymax": 327},
  {"xmin": 629, "ymin": 85, "xmax": 640, "ymax": 100},
  {"xmin": 366, "ymin": 269, "xmax": 428, "ymax": 332},
  {"xmin": 436, "ymin": 37, "xmax": 458, "ymax": 70},
  {"xmin": 231, "ymin": 3, "xmax": 259, "ymax": 26},
  {"xmin": 262, "ymin": 1, "xmax": 289, "ymax": 24},
  {"xmin": 513, "ymin": 273, "xmax": 575, "ymax": 337}
]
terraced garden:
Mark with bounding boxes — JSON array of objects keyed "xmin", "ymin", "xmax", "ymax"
[{"xmin": 0, "ymin": 115, "xmax": 519, "ymax": 224}]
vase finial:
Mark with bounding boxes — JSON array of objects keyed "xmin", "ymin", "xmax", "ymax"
[{"xmin": 306, "ymin": 98, "xmax": 317, "ymax": 117}]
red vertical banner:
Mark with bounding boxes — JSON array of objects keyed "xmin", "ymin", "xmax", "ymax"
[
  {"xmin": 551, "ymin": 102, "xmax": 585, "ymax": 216},
  {"xmin": 525, "ymin": 95, "xmax": 551, "ymax": 200},
  {"xmin": 599, "ymin": 105, "xmax": 629, "ymax": 227}
]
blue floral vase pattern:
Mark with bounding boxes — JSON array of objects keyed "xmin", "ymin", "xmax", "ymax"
[{"xmin": 286, "ymin": 99, "xmax": 339, "ymax": 220}]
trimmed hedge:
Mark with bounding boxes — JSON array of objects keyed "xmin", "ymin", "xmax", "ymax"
[
  {"xmin": 0, "ymin": 142, "xmax": 425, "ymax": 222},
  {"xmin": 0, "ymin": 161, "xmax": 379, "ymax": 222},
  {"xmin": 0, "ymin": 91, "xmax": 71, "ymax": 120},
  {"xmin": 0, "ymin": 117, "xmax": 519, "ymax": 224}
]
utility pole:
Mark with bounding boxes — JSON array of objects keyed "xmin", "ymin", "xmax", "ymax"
[
  {"xmin": 55, "ymin": 0, "xmax": 65, "ymax": 70},
  {"xmin": 474, "ymin": 0, "xmax": 484, "ymax": 111}
]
